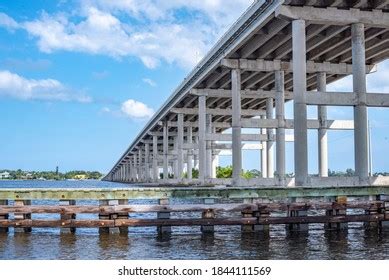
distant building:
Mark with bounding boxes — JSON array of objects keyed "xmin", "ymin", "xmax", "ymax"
[
  {"xmin": 74, "ymin": 174, "xmax": 87, "ymax": 180},
  {"xmin": 0, "ymin": 172, "xmax": 10, "ymax": 179}
]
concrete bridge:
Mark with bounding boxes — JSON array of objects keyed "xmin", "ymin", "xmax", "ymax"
[{"xmin": 103, "ymin": 0, "xmax": 389, "ymax": 187}]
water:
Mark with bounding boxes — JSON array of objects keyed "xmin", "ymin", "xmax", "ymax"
[{"xmin": 0, "ymin": 180, "xmax": 389, "ymax": 260}]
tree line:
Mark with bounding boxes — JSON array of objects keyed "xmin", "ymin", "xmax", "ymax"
[{"xmin": 0, "ymin": 169, "xmax": 104, "ymax": 180}]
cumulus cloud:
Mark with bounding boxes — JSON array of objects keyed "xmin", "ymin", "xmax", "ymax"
[
  {"xmin": 142, "ymin": 78, "xmax": 156, "ymax": 87},
  {"xmin": 0, "ymin": 70, "xmax": 91, "ymax": 103},
  {"xmin": 0, "ymin": 1, "xmax": 254, "ymax": 69},
  {"xmin": 121, "ymin": 99, "xmax": 154, "ymax": 119},
  {"xmin": 0, "ymin": 12, "xmax": 19, "ymax": 30}
]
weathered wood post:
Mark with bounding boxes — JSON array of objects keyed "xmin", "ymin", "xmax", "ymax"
[
  {"xmin": 99, "ymin": 200, "xmax": 119, "ymax": 234},
  {"xmin": 287, "ymin": 199, "xmax": 308, "ymax": 232},
  {"xmin": 60, "ymin": 200, "xmax": 76, "ymax": 234},
  {"xmin": 0, "ymin": 200, "xmax": 8, "ymax": 233},
  {"xmin": 118, "ymin": 199, "xmax": 129, "ymax": 234},
  {"xmin": 242, "ymin": 198, "xmax": 255, "ymax": 232},
  {"xmin": 14, "ymin": 200, "xmax": 31, "ymax": 233},
  {"xmin": 157, "ymin": 198, "xmax": 171, "ymax": 234},
  {"xmin": 325, "ymin": 196, "xmax": 348, "ymax": 230},
  {"xmin": 201, "ymin": 198, "xmax": 215, "ymax": 233},
  {"xmin": 381, "ymin": 195, "xmax": 389, "ymax": 231}
]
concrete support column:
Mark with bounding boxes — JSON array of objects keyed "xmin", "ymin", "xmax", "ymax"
[
  {"xmin": 153, "ymin": 136, "xmax": 159, "ymax": 181},
  {"xmin": 173, "ymin": 137, "xmax": 179, "ymax": 179},
  {"xmin": 293, "ymin": 19, "xmax": 308, "ymax": 186},
  {"xmin": 60, "ymin": 200, "xmax": 76, "ymax": 234},
  {"xmin": 206, "ymin": 114, "xmax": 213, "ymax": 179},
  {"xmin": 14, "ymin": 200, "xmax": 31, "ymax": 233},
  {"xmin": 275, "ymin": 71, "xmax": 286, "ymax": 183},
  {"xmin": 163, "ymin": 122, "xmax": 169, "ymax": 180},
  {"xmin": 266, "ymin": 97, "xmax": 275, "ymax": 179},
  {"xmin": 212, "ymin": 150, "xmax": 219, "ymax": 179},
  {"xmin": 0, "ymin": 200, "xmax": 9, "ymax": 233},
  {"xmin": 231, "ymin": 69, "xmax": 242, "ymax": 184},
  {"xmin": 352, "ymin": 23, "xmax": 369, "ymax": 181},
  {"xmin": 317, "ymin": 72, "xmax": 328, "ymax": 177},
  {"xmin": 134, "ymin": 154, "xmax": 138, "ymax": 182},
  {"xmin": 198, "ymin": 95, "xmax": 207, "ymax": 182},
  {"xmin": 261, "ymin": 115, "xmax": 268, "ymax": 178},
  {"xmin": 138, "ymin": 148, "xmax": 143, "ymax": 182},
  {"xmin": 145, "ymin": 143, "xmax": 150, "ymax": 182},
  {"xmin": 157, "ymin": 198, "xmax": 171, "ymax": 234},
  {"xmin": 187, "ymin": 127, "xmax": 193, "ymax": 180},
  {"xmin": 177, "ymin": 113, "xmax": 184, "ymax": 180}
]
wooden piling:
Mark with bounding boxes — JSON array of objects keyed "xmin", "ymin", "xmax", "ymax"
[
  {"xmin": 60, "ymin": 200, "xmax": 76, "ymax": 234},
  {"xmin": 157, "ymin": 198, "xmax": 171, "ymax": 234},
  {"xmin": 0, "ymin": 200, "xmax": 8, "ymax": 233},
  {"xmin": 99, "ymin": 200, "xmax": 119, "ymax": 234},
  {"xmin": 201, "ymin": 198, "xmax": 215, "ymax": 233},
  {"xmin": 14, "ymin": 200, "xmax": 32, "ymax": 233}
]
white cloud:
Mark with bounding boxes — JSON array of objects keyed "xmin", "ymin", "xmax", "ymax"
[
  {"xmin": 0, "ymin": 12, "xmax": 19, "ymax": 30},
  {"xmin": 142, "ymin": 78, "xmax": 156, "ymax": 87},
  {"xmin": 0, "ymin": 70, "xmax": 91, "ymax": 103},
  {"xmin": 0, "ymin": 1, "xmax": 254, "ymax": 69},
  {"xmin": 121, "ymin": 99, "xmax": 154, "ymax": 119}
]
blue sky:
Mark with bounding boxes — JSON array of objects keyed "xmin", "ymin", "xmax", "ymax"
[{"xmin": 0, "ymin": 0, "xmax": 388, "ymax": 174}]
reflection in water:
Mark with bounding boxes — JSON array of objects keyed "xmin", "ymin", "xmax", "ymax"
[{"xmin": 1, "ymin": 227, "xmax": 389, "ymax": 259}]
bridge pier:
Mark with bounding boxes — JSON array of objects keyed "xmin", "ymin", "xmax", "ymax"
[
  {"xmin": 0, "ymin": 200, "xmax": 8, "ymax": 233},
  {"xmin": 163, "ymin": 122, "xmax": 169, "ymax": 180},
  {"xmin": 317, "ymin": 72, "xmax": 329, "ymax": 177},
  {"xmin": 231, "ymin": 68, "xmax": 242, "ymax": 185},
  {"xmin": 293, "ymin": 19, "xmax": 308, "ymax": 186},
  {"xmin": 187, "ymin": 127, "xmax": 193, "ymax": 180},
  {"xmin": 352, "ymin": 23, "xmax": 369, "ymax": 182},
  {"xmin": 198, "ymin": 95, "xmax": 207, "ymax": 183},
  {"xmin": 266, "ymin": 98, "xmax": 275, "ymax": 179},
  {"xmin": 261, "ymin": 115, "xmax": 268, "ymax": 178},
  {"xmin": 60, "ymin": 200, "xmax": 76, "ymax": 234},
  {"xmin": 275, "ymin": 70, "xmax": 285, "ymax": 184}
]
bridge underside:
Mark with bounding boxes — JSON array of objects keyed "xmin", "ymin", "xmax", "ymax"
[{"xmin": 103, "ymin": 0, "xmax": 389, "ymax": 187}]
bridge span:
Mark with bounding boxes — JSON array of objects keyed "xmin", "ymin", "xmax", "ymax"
[{"xmin": 103, "ymin": 0, "xmax": 389, "ymax": 187}]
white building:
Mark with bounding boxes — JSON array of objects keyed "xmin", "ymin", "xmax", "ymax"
[{"xmin": 0, "ymin": 172, "xmax": 10, "ymax": 179}]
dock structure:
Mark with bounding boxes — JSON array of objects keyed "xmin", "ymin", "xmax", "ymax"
[
  {"xmin": 102, "ymin": 0, "xmax": 389, "ymax": 187},
  {"xmin": 0, "ymin": 187, "xmax": 389, "ymax": 233}
]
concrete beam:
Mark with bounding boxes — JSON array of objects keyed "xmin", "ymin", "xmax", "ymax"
[
  {"xmin": 221, "ymin": 58, "xmax": 375, "ymax": 75},
  {"xmin": 171, "ymin": 107, "xmax": 266, "ymax": 117},
  {"xmin": 276, "ymin": 5, "xmax": 389, "ymax": 29},
  {"xmin": 241, "ymin": 118, "xmax": 354, "ymax": 130},
  {"xmin": 207, "ymin": 133, "xmax": 268, "ymax": 142},
  {"xmin": 190, "ymin": 89, "xmax": 294, "ymax": 100}
]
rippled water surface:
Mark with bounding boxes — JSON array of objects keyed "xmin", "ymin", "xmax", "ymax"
[{"xmin": 0, "ymin": 181, "xmax": 389, "ymax": 260}]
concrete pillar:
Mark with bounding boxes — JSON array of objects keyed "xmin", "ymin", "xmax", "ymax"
[
  {"xmin": 0, "ymin": 200, "xmax": 8, "ymax": 233},
  {"xmin": 194, "ymin": 136, "xmax": 199, "ymax": 170},
  {"xmin": 231, "ymin": 69, "xmax": 242, "ymax": 184},
  {"xmin": 187, "ymin": 127, "xmax": 193, "ymax": 180},
  {"xmin": 206, "ymin": 114, "xmax": 213, "ymax": 179},
  {"xmin": 14, "ymin": 200, "xmax": 32, "ymax": 233},
  {"xmin": 60, "ymin": 200, "xmax": 76, "ymax": 234},
  {"xmin": 134, "ymin": 154, "xmax": 138, "ymax": 182},
  {"xmin": 201, "ymin": 198, "xmax": 215, "ymax": 233},
  {"xmin": 352, "ymin": 23, "xmax": 369, "ymax": 181},
  {"xmin": 163, "ymin": 122, "xmax": 169, "ymax": 180},
  {"xmin": 177, "ymin": 113, "xmax": 184, "ymax": 179},
  {"xmin": 266, "ymin": 97, "xmax": 275, "ymax": 178},
  {"xmin": 138, "ymin": 148, "xmax": 143, "ymax": 182},
  {"xmin": 275, "ymin": 71, "xmax": 286, "ymax": 183},
  {"xmin": 293, "ymin": 19, "xmax": 308, "ymax": 186},
  {"xmin": 198, "ymin": 95, "xmax": 207, "ymax": 182},
  {"xmin": 145, "ymin": 143, "xmax": 150, "ymax": 182},
  {"xmin": 173, "ymin": 137, "xmax": 179, "ymax": 179},
  {"xmin": 212, "ymin": 151, "xmax": 219, "ymax": 179},
  {"xmin": 261, "ymin": 115, "xmax": 268, "ymax": 178},
  {"xmin": 157, "ymin": 198, "xmax": 171, "ymax": 234},
  {"xmin": 317, "ymin": 72, "xmax": 328, "ymax": 177},
  {"xmin": 153, "ymin": 136, "xmax": 159, "ymax": 181}
]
